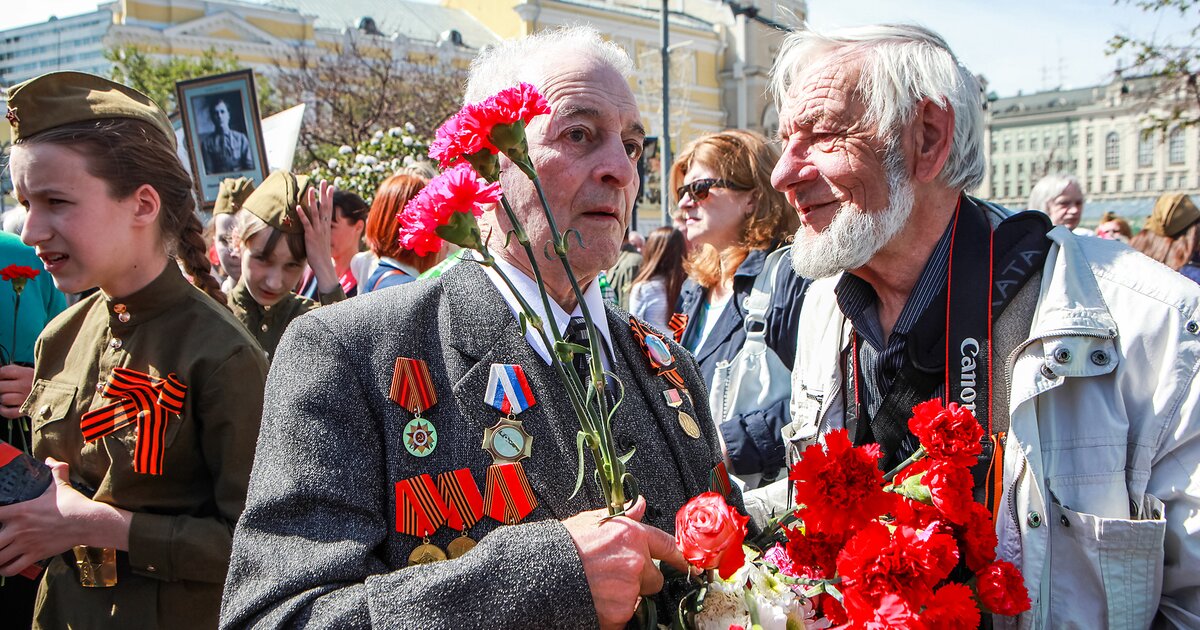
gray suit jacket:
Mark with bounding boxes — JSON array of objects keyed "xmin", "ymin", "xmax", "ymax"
[{"xmin": 220, "ymin": 261, "xmax": 730, "ymax": 629}]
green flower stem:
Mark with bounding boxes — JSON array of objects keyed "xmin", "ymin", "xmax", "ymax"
[
  {"xmin": 527, "ymin": 174, "xmax": 626, "ymax": 514},
  {"xmin": 882, "ymin": 445, "xmax": 926, "ymax": 483}
]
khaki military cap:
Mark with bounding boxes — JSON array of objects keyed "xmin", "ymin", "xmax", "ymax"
[
  {"xmin": 241, "ymin": 170, "xmax": 309, "ymax": 234},
  {"xmin": 1145, "ymin": 193, "xmax": 1200, "ymax": 238},
  {"xmin": 214, "ymin": 177, "xmax": 257, "ymax": 216},
  {"xmin": 5, "ymin": 71, "xmax": 175, "ymax": 148}
]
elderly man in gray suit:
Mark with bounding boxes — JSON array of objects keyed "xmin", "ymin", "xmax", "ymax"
[{"xmin": 220, "ymin": 26, "xmax": 731, "ymax": 630}]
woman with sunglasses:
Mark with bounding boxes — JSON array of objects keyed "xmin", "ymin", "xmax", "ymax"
[{"xmin": 671, "ymin": 129, "xmax": 808, "ymax": 488}]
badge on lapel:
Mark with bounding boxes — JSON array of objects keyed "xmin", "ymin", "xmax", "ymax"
[{"xmin": 390, "ymin": 357, "xmax": 439, "ymax": 457}]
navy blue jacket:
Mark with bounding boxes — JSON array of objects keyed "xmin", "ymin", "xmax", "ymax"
[{"xmin": 677, "ymin": 246, "xmax": 810, "ymax": 478}]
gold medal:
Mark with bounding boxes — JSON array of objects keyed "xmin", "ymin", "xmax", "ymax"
[
  {"xmin": 407, "ymin": 538, "xmax": 447, "ymax": 566},
  {"xmin": 678, "ymin": 410, "xmax": 701, "ymax": 439},
  {"xmin": 447, "ymin": 534, "xmax": 477, "ymax": 559}
]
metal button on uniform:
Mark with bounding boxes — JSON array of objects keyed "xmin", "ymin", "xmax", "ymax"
[
  {"xmin": 1053, "ymin": 348, "xmax": 1071, "ymax": 364},
  {"xmin": 112, "ymin": 304, "xmax": 127, "ymax": 314},
  {"xmin": 118, "ymin": 312, "xmax": 131, "ymax": 323},
  {"xmin": 260, "ymin": 323, "xmax": 269, "ymax": 332},
  {"xmin": 146, "ymin": 565, "xmax": 156, "ymax": 572},
  {"xmin": 1027, "ymin": 511, "xmax": 1042, "ymax": 528},
  {"xmin": 96, "ymin": 382, "xmax": 105, "ymax": 393},
  {"xmin": 1187, "ymin": 320, "xmax": 1199, "ymax": 335},
  {"xmin": 38, "ymin": 404, "xmax": 51, "ymax": 419},
  {"xmin": 1090, "ymin": 350, "xmax": 1110, "ymax": 366},
  {"xmin": 109, "ymin": 338, "xmax": 122, "ymax": 350}
]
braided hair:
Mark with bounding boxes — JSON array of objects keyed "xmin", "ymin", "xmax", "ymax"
[{"xmin": 18, "ymin": 118, "xmax": 228, "ymax": 306}]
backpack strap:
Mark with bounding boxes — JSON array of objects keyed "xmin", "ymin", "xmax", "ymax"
[
  {"xmin": 742, "ymin": 245, "xmax": 791, "ymax": 341},
  {"xmin": 371, "ymin": 268, "xmax": 407, "ymax": 291}
]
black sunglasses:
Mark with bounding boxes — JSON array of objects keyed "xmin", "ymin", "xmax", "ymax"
[{"xmin": 675, "ymin": 178, "xmax": 748, "ymax": 202}]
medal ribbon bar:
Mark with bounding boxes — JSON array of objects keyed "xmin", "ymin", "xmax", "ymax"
[
  {"xmin": 390, "ymin": 357, "xmax": 437, "ymax": 414},
  {"xmin": 437, "ymin": 468, "xmax": 484, "ymax": 530},
  {"xmin": 485, "ymin": 364, "xmax": 536, "ymax": 415},
  {"xmin": 395, "ymin": 474, "xmax": 458, "ymax": 537},
  {"xmin": 483, "ymin": 462, "xmax": 538, "ymax": 524}
]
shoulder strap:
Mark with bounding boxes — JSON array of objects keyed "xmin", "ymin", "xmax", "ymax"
[
  {"xmin": 742, "ymin": 245, "xmax": 791, "ymax": 339},
  {"xmin": 371, "ymin": 269, "xmax": 406, "ymax": 291}
]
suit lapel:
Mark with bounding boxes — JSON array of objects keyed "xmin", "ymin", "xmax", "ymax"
[{"xmin": 609, "ymin": 308, "xmax": 712, "ymax": 499}]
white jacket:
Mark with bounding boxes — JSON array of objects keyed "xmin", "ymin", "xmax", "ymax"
[{"xmin": 779, "ymin": 226, "xmax": 1200, "ymax": 629}]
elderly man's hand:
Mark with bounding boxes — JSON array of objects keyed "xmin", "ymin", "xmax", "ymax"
[
  {"xmin": 0, "ymin": 364, "xmax": 34, "ymax": 420},
  {"xmin": 564, "ymin": 496, "xmax": 687, "ymax": 630}
]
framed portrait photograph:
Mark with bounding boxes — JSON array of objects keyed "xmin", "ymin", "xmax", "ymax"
[{"xmin": 176, "ymin": 69, "xmax": 268, "ymax": 210}]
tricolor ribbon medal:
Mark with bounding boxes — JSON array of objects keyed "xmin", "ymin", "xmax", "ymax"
[
  {"xmin": 390, "ymin": 357, "xmax": 439, "ymax": 457},
  {"xmin": 80, "ymin": 367, "xmax": 187, "ymax": 475},
  {"xmin": 481, "ymin": 364, "xmax": 539, "ymax": 525}
]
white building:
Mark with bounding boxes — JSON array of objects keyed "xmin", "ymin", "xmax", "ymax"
[
  {"xmin": 983, "ymin": 75, "xmax": 1200, "ymax": 223},
  {"xmin": 0, "ymin": 7, "xmax": 115, "ymax": 84}
]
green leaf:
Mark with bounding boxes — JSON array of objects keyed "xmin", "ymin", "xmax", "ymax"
[
  {"xmin": 571, "ymin": 431, "xmax": 591, "ymax": 499},
  {"xmin": 618, "ymin": 445, "xmax": 636, "ymax": 464}
]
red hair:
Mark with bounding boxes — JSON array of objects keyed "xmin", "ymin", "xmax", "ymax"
[{"xmin": 366, "ymin": 173, "xmax": 440, "ymax": 272}]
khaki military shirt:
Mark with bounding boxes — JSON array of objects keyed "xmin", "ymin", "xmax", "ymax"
[
  {"xmin": 22, "ymin": 262, "xmax": 267, "ymax": 630},
  {"xmin": 228, "ymin": 278, "xmax": 344, "ymax": 361}
]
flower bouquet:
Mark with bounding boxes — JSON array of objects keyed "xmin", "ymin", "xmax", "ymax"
[
  {"xmin": 1, "ymin": 264, "xmax": 40, "ymax": 452},
  {"xmin": 673, "ymin": 401, "xmax": 1031, "ymax": 629}
]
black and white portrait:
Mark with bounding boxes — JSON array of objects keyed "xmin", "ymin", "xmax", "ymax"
[{"xmin": 196, "ymin": 92, "xmax": 255, "ymax": 174}]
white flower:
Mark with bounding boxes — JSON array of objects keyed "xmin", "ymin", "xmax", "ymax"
[
  {"xmin": 373, "ymin": 164, "xmax": 385, "ymax": 172},
  {"xmin": 405, "ymin": 122, "xmax": 416, "ymax": 133},
  {"xmin": 334, "ymin": 177, "xmax": 345, "ymax": 188},
  {"xmin": 693, "ymin": 555, "xmax": 829, "ymax": 630},
  {"xmin": 373, "ymin": 130, "xmax": 385, "ymax": 140},
  {"xmin": 327, "ymin": 158, "xmax": 340, "ymax": 169},
  {"xmin": 402, "ymin": 136, "xmax": 414, "ymax": 146},
  {"xmin": 388, "ymin": 127, "xmax": 403, "ymax": 137},
  {"xmin": 362, "ymin": 155, "xmax": 379, "ymax": 165},
  {"xmin": 338, "ymin": 145, "xmax": 353, "ymax": 155}
]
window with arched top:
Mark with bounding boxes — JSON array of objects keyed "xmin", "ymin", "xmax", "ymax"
[
  {"xmin": 1169, "ymin": 127, "xmax": 1186, "ymax": 165},
  {"xmin": 1105, "ymin": 132, "xmax": 1120, "ymax": 170}
]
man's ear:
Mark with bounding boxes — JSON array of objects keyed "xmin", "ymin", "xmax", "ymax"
[
  {"xmin": 909, "ymin": 98, "xmax": 955, "ymax": 184},
  {"xmin": 130, "ymin": 183, "xmax": 162, "ymax": 228}
]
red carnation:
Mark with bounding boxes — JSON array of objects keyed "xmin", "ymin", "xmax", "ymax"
[
  {"xmin": 976, "ymin": 560, "xmax": 1031, "ymax": 616},
  {"xmin": 842, "ymin": 590, "xmax": 922, "ymax": 630},
  {"xmin": 790, "ymin": 429, "xmax": 895, "ymax": 536},
  {"xmin": 782, "ymin": 526, "xmax": 843, "ymax": 580},
  {"xmin": 957, "ymin": 502, "xmax": 999, "ymax": 572},
  {"xmin": 488, "ymin": 82, "xmax": 551, "ymax": 127},
  {"xmin": 674, "ymin": 491, "xmax": 749, "ymax": 579},
  {"xmin": 429, "ymin": 107, "xmax": 496, "ymax": 170},
  {"xmin": 923, "ymin": 460, "xmax": 975, "ymax": 525},
  {"xmin": 397, "ymin": 163, "xmax": 501, "ymax": 257},
  {"xmin": 908, "ymin": 401, "xmax": 984, "ymax": 467},
  {"xmin": 428, "ymin": 83, "xmax": 550, "ymax": 174},
  {"xmin": 0, "ymin": 264, "xmax": 40, "ymax": 295},
  {"xmin": 837, "ymin": 522, "xmax": 959, "ymax": 617},
  {"xmin": 922, "ymin": 583, "xmax": 982, "ymax": 630}
]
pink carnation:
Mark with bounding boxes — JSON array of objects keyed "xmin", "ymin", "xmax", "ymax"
[{"xmin": 396, "ymin": 163, "xmax": 501, "ymax": 257}]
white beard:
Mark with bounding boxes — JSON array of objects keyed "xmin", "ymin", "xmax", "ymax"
[{"xmin": 790, "ymin": 147, "xmax": 915, "ymax": 279}]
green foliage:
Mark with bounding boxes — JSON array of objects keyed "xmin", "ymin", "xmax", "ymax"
[
  {"xmin": 308, "ymin": 124, "xmax": 436, "ymax": 205},
  {"xmin": 1109, "ymin": 0, "xmax": 1200, "ymax": 130},
  {"xmin": 106, "ymin": 46, "xmax": 278, "ymax": 116}
]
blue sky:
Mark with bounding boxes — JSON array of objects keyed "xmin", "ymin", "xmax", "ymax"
[{"xmin": 4, "ymin": 0, "xmax": 1190, "ymax": 97}]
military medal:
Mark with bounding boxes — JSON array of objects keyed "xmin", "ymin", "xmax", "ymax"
[
  {"xmin": 391, "ymin": 357, "xmax": 439, "ymax": 457},
  {"xmin": 630, "ymin": 318, "xmax": 688, "ymax": 392},
  {"xmin": 480, "ymin": 364, "xmax": 540, "ymax": 525},
  {"xmin": 664, "ymin": 388, "xmax": 701, "ymax": 439},
  {"xmin": 395, "ymin": 474, "xmax": 459, "ymax": 566},
  {"xmin": 437, "ymin": 468, "xmax": 484, "ymax": 559},
  {"xmin": 482, "ymin": 364, "xmax": 536, "ymax": 464}
]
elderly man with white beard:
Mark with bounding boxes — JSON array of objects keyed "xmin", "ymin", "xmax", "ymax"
[{"xmin": 751, "ymin": 24, "xmax": 1200, "ymax": 628}]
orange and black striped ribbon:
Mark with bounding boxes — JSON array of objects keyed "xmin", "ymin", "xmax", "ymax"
[
  {"xmin": 395, "ymin": 474, "xmax": 457, "ymax": 537},
  {"xmin": 709, "ymin": 461, "xmax": 732, "ymax": 499},
  {"xmin": 80, "ymin": 367, "xmax": 186, "ymax": 476},
  {"xmin": 437, "ymin": 468, "xmax": 484, "ymax": 531},
  {"xmin": 667, "ymin": 313, "xmax": 689, "ymax": 344},
  {"xmin": 389, "ymin": 357, "xmax": 437, "ymax": 414},
  {"xmin": 483, "ymin": 462, "xmax": 538, "ymax": 525},
  {"xmin": 628, "ymin": 317, "xmax": 688, "ymax": 391}
]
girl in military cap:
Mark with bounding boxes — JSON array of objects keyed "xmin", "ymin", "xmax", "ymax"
[
  {"xmin": 0, "ymin": 71, "xmax": 268, "ymax": 630},
  {"xmin": 227, "ymin": 169, "xmax": 346, "ymax": 361}
]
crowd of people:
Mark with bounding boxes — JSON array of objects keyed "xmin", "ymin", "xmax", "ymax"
[{"xmin": 0, "ymin": 21, "xmax": 1197, "ymax": 630}]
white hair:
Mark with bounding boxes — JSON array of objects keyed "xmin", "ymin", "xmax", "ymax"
[
  {"xmin": 770, "ymin": 23, "xmax": 986, "ymax": 192},
  {"xmin": 1027, "ymin": 173, "xmax": 1083, "ymax": 211},
  {"xmin": 464, "ymin": 26, "xmax": 634, "ymax": 105}
]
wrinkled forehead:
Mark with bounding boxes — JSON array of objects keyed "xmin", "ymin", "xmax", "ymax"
[
  {"xmin": 778, "ymin": 57, "xmax": 866, "ymax": 129},
  {"xmin": 529, "ymin": 53, "xmax": 642, "ymax": 130}
]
